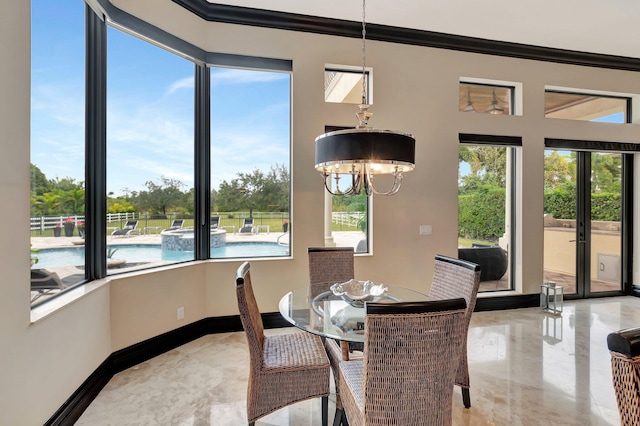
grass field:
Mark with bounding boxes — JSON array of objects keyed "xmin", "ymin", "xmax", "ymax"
[{"xmin": 30, "ymin": 212, "xmax": 360, "ymax": 237}]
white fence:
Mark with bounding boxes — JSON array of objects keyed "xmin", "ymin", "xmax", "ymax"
[
  {"xmin": 32, "ymin": 212, "xmax": 352, "ymax": 232},
  {"xmin": 30, "ymin": 212, "xmax": 139, "ymax": 232},
  {"xmin": 332, "ymin": 212, "xmax": 365, "ymax": 228}
]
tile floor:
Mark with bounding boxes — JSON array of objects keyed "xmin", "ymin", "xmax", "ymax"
[{"xmin": 76, "ymin": 296, "xmax": 640, "ymax": 425}]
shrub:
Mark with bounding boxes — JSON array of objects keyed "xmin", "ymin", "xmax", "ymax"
[{"xmin": 458, "ymin": 185, "xmax": 505, "ymax": 241}]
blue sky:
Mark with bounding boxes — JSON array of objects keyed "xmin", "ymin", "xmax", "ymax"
[{"xmin": 31, "ymin": 0, "xmax": 290, "ymax": 196}]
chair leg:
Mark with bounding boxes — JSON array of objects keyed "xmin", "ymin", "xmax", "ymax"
[
  {"xmin": 341, "ymin": 409, "xmax": 349, "ymax": 426},
  {"xmin": 322, "ymin": 396, "xmax": 329, "ymax": 426},
  {"xmin": 462, "ymin": 387, "xmax": 471, "ymax": 408},
  {"xmin": 333, "ymin": 409, "xmax": 343, "ymax": 426}
]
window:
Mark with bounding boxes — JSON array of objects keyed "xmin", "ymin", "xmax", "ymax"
[
  {"xmin": 544, "ymin": 90, "xmax": 629, "ymax": 122},
  {"xmin": 459, "ymin": 82, "xmax": 514, "ymax": 115},
  {"xmin": 323, "ymin": 65, "xmax": 373, "ymax": 253},
  {"xmin": 458, "ymin": 134, "xmax": 521, "ymax": 292},
  {"xmin": 106, "ymin": 26, "xmax": 195, "ymax": 274},
  {"xmin": 321, "ymin": 125, "xmax": 370, "ymax": 254},
  {"xmin": 210, "ymin": 67, "xmax": 291, "ymax": 258},
  {"xmin": 325, "ymin": 65, "xmax": 372, "ymax": 104},
  {"xmin": 30, "ymin": 0, "xmax": 86, "ymax": 304},
  {"xmin": 28, "ymin": 0, "xmax": 294, "ymax": 305}
]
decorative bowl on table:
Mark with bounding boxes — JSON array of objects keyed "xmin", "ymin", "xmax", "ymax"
[{"xmin": 330, "ymin": 279, "xmax": 388, "ymax": 307}]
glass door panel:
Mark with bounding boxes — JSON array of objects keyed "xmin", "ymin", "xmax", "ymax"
[
  {"xmin": 589, "ymin": 153, "xmax": 622, "ymax": 294},
  {"xmin": 543, "ymin": 150, "xmax": 578, "ymax": 295},
  {"xmin": 543, "ymin": 150, "xmax": 624, "ymax": 298}
]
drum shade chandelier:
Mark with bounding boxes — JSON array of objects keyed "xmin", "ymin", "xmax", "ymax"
[{"xmin": 314, "ymin": 0, "xmax": 415, "ymax": 196}]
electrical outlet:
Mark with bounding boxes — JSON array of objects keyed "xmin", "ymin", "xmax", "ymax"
[
  {"xmin": 419, "ymin": 225, "xmax": 432, "ymax": 235},
  {"xmin": 177, "ymin": 307, "xmax": 184, "ymax": 320}
]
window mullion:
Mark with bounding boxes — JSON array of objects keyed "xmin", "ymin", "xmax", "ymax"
[{"xmin": 85, "ymin": 4, "xmax": 108, "ymax": 279}]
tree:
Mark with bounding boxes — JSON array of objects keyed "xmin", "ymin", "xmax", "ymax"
[
  {"xmin": 136, "ymin": 177, "xmax": 188, "ymax": 216},
  {"xmin": 62, "ymin": 188, "xmax": 85, "ymax": 215},
  {"xmin": 459, "ymin": 146, "xmax": 506, "ymax": 192},
  {"xmin": 30, "ymin": 163, "xmax": 53, "ymax": 197},
  {"xmin": 215, "ymin": 164, "xmax": 290, "ymax": 213},
  {"xmin": 34, "ymin": 192, "xmax": 61, "ymax": 216},
  {"xmin": 544, "ymin": 151, "xmax": 571, "ymax": 190},
  {"xmin": 332, "ymin": 191, "xmax": 366, "ymax": 212},
  {"xmin": 107, "ymin": 198, "xmax": 135, "ymax": 213},
  {"xmin": 591, "ymin": 153, "xmax": 621, "ymax": 193}
]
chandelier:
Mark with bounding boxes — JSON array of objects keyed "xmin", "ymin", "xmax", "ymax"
[
  {"xmin": 486, "ymin": 89, "xmax": 505, "ymax": 115},
  {"xmin": 314, "ymin": 0, "xmax": 415, "ymax": 196}
]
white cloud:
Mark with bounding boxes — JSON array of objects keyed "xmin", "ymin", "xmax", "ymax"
[
  {"xmin": 211, "ymin": 68, "xmax": 288, "ymax": 86},
  {"xmin": 166, "ymin": 76, "xmax": 194, "ymax": 95}
]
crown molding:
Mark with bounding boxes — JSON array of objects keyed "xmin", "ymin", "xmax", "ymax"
[{"xmin": 172, "ymin": 0, "xmax": 640, "ymax": 72}]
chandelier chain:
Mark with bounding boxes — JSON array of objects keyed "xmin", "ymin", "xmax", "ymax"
[{"xmin": 361, "ymin": 0, "xmax": 367, "ymax": 105}]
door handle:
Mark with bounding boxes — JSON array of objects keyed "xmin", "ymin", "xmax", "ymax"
[{"xmin": 569, "ymin": 240, "xmax": 586, "ymax": 243}]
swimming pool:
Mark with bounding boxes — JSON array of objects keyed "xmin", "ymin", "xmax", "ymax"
[{"xmin": 34, "ymin": 242, "xmax": 289, "ymax": 268}]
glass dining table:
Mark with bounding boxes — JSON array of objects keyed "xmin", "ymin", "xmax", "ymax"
[{"xmin": 278, "ymin": 286, "xmax": 429, "ymax": 344}]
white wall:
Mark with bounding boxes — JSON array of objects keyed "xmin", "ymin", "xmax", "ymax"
[{"xmin": 3, "ymin": 0, "xmax": 640, "ymax": 423}]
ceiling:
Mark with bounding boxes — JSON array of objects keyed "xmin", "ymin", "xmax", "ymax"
[{"xmin": 206, "ymin": 0, "xmax": 640, "ymax": 59}]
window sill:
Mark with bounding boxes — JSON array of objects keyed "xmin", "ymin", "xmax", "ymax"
[{"xmin": 30, "ymin": 278, "xmax": 111, "ymax": 324}]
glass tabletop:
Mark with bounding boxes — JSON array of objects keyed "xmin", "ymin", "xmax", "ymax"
[{"xmin": 278, "ymin": 286, "xmax": 429, "ymax": 343}]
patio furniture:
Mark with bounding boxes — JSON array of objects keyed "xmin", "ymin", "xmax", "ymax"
[
  {"xmin": 167, "ymin": 219, "xmax": 183, "ymax": 229},
  {"xmin": 111, "ymin": 220, "xmax": 140, "ymax": 238},
  {"xmin": 607, "ymin": 327, "xmax": 640, "ymax": 426},
  {"xmin": 239, "ymin": 217, "xmax": 254, "ymax": 233},
  {"xmin": 457, "ymin": 245, "xmax": 507, "ymax": 282},
  {"xmin": 339, "ymin": 298, "xmax": 468, "ymax": 426},
  {"xmin": 235, "ymin": 262, "xmax": 330, "ymax": 426},
  {"xmin": 31, "ymin": 268, "xmax": 65, "ymax": 302},
  {"xmin": 428, "ymin": 254, "xmax": 481, "ymax": 408},
  {"xmin": 211, "ymin": 216, "xmax": 219, "ymax": 229}
]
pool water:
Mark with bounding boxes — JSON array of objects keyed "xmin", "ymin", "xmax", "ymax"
[{"xmin": 35, "ymin": 242, "xmax": 289, "ymax": 269}]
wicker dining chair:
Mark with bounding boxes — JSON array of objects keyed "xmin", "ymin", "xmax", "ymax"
[
  {"xmin": 428, "ymin": 254, "xmax": 481, "ymax": 408},
  {"xmin": 308, "ymin": 247, "xmax": 355, "ymax": 298},
  {"xmin": 235, "ymin": 262, "xmax": 330, "ymax": 426},
  {"xmin": 308, "ymin": 247, "xmax": 358, "ymax": 425},
  {"xmin": 607, "ymin": 327, "xmax": 640, "ymax": 426},
  {"xmin": 339, "ymin": 298, "xmax": 468, "ymax": 426}
]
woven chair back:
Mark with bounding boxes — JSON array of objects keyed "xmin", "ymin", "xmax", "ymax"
[
  {"xmin": 429, "ymin": 254, "xmax": 481, "ymax": 394},
  {"xmin": 308, "ymin": 247, "xmax": 354, "ymax": 297},
  {"xmin": 235, "ymin": 262, "xmax": 265, "ymax": 367},
  {"xmin": 430, "ymin": 254, "xmax": 481, "ymax": 313},
  {"xmin": 363, "ymin": 299, "xmax": 467, "ymax": 425}
]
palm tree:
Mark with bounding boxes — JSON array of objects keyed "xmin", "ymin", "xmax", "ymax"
[
  {"xmin": 63, "ymin": 189, "xmax": 85, "ymax": 214},
  {"xmin": 35, "ymin": 193, "xmax": 61, "ymax": 216}
]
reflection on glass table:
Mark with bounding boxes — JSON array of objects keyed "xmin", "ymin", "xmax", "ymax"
[{"xmin": 279, "ymin": 286, "xmax": 429, "ymax": 343}]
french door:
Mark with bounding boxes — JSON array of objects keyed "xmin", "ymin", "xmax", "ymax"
[{"xmin": 543, "ymin": 145, "xmax": 630, "ymax": 298}]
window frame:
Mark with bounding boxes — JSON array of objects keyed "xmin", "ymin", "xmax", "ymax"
[
  {"xmin": 544, "ymin": 89, "xmax": 631, "ymax": 123},
  {"xmin": 31, "ymin": 0, "xmax": 294, "ymax": 306},
  {"xmin": 459, "ymin": 81, "xmax": 516, "ymax": 115},
  {"xmin": 324, "ymin": 64, "xmax": 372, "ymax": 105},
  {"xmin": 458, "ymin": 133, "xmax": 522, "ymax": 292}
]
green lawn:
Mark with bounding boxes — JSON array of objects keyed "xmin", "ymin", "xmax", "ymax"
[
  {"xmin": 30, "ymin": 213, "xmax": 292, "ymax": 237},
  {"xmin": 458, "ymin": 237, "xmax": 497, "ymax": 247}
]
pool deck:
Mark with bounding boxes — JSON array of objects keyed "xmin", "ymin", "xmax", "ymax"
[
  {"xmin": 31, "ymin": 229, "xmax": 289, "ymax": 250},
  {"xmin": 31, "ymin": 229, "xmax": 365, "ymax": 250}
]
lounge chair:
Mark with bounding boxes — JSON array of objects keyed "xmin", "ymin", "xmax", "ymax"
[
  {"xmin": 31, "ymin": 268, "xmax": 65, "ymax": 302},
  {"xmin": 168, "ymin": 219, "xmax": 183, "ymax": 230},
  {"xmin": 239, "ymin": 217, "xmax": 254, "ymax": 234},
  {"xmin": 211, "ymin": 216, "xmax": 219, "ymax": 229},
  {"xmin": 111, "ymin": 220, "xmax": 140, "ymax": 238}
]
